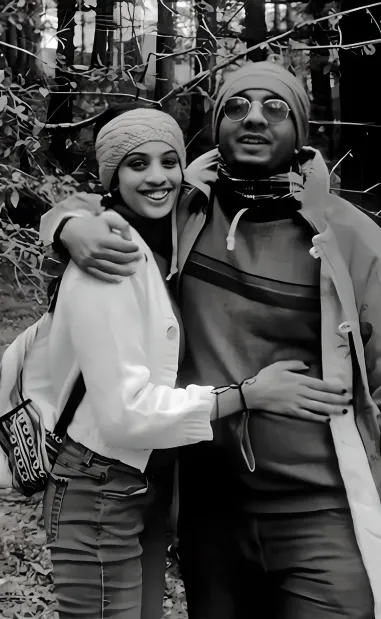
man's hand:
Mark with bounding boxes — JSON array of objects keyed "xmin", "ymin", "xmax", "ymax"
[
  {"xmin": 243, "ymin": 360, "xmax": 351, "ymax": 422},
  {"xmin": 60, "ymin": 210, "xmax": 143, "ymax": 282}
]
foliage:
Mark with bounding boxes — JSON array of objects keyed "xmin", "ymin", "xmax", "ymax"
[
  {"xmin": 0, "ymin": 0, "xmax": 381, "ymax": 289},
  {"xmin": 0, "ymin": 166, "xmax": 79, "ymax": 298}
]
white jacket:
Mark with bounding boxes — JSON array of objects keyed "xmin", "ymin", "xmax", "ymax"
[
  {"xmin": 48, "ymin": 226, "xmax": 214, "ymax": 470},
  {"xmin": 0, "ymin": 226, "xmax": 214, "ymax": 481}
]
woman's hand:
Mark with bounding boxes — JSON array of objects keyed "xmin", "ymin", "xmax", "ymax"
[
  {"xmin": 242, "ymin": 360, "xmax": 351, "ymax": 422},
  {"xmin": 60, "ymin": 210, "xmax": 143, "ymax": 282}
]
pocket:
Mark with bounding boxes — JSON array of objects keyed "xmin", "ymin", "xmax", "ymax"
[
  {"xmin": 54, "ymin": 456, "xmax": 106, "ymax": 481},
  {"xmin": 102, "ymin": 477, "xmax": 148, "ymax": 500},
  {"xmin": 43, "ymin": 474, "xmax": 68, "ymax": 545}
]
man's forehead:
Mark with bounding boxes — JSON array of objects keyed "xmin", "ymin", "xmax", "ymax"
[{"xmin": 235, "ymin": 88, "xmax": 284, "ymax": 101}]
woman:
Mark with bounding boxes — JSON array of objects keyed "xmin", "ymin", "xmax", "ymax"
[{"xmin": 43, "ymin": 106, "xmax": 260, "ymax": 619}]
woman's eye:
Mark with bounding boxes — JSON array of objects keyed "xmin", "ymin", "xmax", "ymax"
[
  {"xmin": 129, "ymin": 160, "xmax": 146, "ymax": 170},
  {"xmin": 163, "ymin": 159, "xmax": 178, "ymax": 168}
]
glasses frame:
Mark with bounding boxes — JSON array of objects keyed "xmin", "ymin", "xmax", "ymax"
[{"xmin": 223, "ymin": 96, "xmax": 291, "ymax": 124}]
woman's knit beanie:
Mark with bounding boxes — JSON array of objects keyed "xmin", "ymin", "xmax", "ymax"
[
  {"xmin": 95, "ymin": 108, "xmax": 187, "ymax": 192},
  {"xmin": 212, "ymin": 61, "xmax": 310, "ymax": 151}
]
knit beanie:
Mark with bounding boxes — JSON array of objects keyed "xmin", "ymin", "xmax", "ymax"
[
  {"xmin": 95, "ymin": 108, "xmax": 187, "ymax": 192},
  {"xmin": 212, "ymin": 61, "xmax": 310, "ymax": 151}
]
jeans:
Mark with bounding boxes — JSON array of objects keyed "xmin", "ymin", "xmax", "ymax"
[
  {"xmin": 179, "ymin": 503, "xmax": 375, "ymax": 619},
  {"xmin": 178, "ymin": 443, "xmax": 374, "ymax": 619},
  {"xmin": 43, "ymin": 436, "xmax": 173, "ymax": 619}
]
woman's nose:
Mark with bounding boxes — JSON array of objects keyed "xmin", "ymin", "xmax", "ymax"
[
  {"xmin": 145, "ymin": 164, "xmax": 167, "ymax": 185},
  {"xmin": 243, "ymin": 101, "xmax": 268, "ymax": 127}
]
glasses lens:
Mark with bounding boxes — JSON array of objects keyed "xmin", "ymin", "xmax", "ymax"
[
  {"xmin": 263, "ymin": 99, "xmax": 289, "ymax": 124},
  {"xmin": 224, "ymin": 97, "xmax": 250, "ymax": 121}
]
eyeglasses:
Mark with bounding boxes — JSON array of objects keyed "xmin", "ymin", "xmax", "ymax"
[{"xmin": 223, "ymin": 96, "xmax": 290, "ymax": 124}]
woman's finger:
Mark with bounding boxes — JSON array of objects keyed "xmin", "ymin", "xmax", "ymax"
[{"xmin": 303, "ymin": 388, "xmax": 350, "ymax": 406}]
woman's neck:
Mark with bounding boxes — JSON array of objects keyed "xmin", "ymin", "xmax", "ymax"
[{"xmin": 102, "ymin": 195, "xmax": 172, "ymax": 261}]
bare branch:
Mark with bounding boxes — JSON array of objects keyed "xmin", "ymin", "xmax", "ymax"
[{"xmin": 159, "ymin": 1, "xmax": 381, "ymax": 105}]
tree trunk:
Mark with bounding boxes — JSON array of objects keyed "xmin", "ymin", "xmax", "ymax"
[
  {"xmin": 339, "ymin": 0, "xmax": 381, "ymax": 208},
  {"xmin": 91, "ymin": 0, "xmax": 115, "ymax": 67},
  {"xmin": 244, "ymin": 0, "xmax": 267, "ymax": 62},
  {"xmin": 186, "ymin": 0, "xmax": 217, "ymax": 162},
  {"xmin": 47, "ymin": 0, "xmax": 76, "ymax": 165},
  {"xmin": 309, "ymin": 20, "xmax": 333, "ymax": 159},
  {"xmin": 154, "ymin": 0, "xmax": 176, "ymax": 108}
]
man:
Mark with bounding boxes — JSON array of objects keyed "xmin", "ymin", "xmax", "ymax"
[{"xmin": 40, "ymin": 61, "xmax": 381, "ymax": 619}]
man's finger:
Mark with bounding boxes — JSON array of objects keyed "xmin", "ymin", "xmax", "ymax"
[
  {"xmin": 91, "ymin": 248, "xmax": 143, "ymax": 265},
  {"xmin": 98, "ymin": 235, "xmax": 140, "ymax": 254},
  {"xmin": 86, "ymin": 266, "xmax": 124, "ymax": 283},
  {"xmin": 85, "ymin": 259, "xmax": 140, "ymax": 277}
]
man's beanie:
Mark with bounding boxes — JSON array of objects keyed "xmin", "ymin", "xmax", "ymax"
[
  {"xmin": 212, "ymin": 61, "xmax": 310, "ymax": 151},
  {"xmin": 95, "ymin": 108, "xmax": 186, "ymax": 192}
]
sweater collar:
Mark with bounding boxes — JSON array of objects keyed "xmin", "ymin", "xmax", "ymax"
[{"xmin": 184, "ymin": 146, "xmax": 334, "ymax": 235}]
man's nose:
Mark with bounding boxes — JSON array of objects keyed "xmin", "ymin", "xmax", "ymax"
[{"xmin": 243, "ymin": 101, "xmax": 268, "ymax": 127}]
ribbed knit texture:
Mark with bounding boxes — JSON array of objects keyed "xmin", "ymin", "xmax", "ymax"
[
  {"xmin": 95, "ymin": 108, "xmax": 187, "ymax": 191},
  {"xmin": 213, "ymin": 61, "xmax": 310, "ymax": 150}
]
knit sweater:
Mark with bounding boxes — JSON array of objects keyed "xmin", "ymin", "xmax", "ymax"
[{"xmin": 178, "ymin": 195, "xmax": 347, "ymax": 512}]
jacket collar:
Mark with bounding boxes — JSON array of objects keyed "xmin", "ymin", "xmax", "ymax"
[{"xmin": 184, "ymin": 146, "xmax": 337, "ymax": 236}]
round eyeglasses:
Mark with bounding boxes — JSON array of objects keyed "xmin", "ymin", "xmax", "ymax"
[{"xmin": 223, "ymin": 96, "xmax": 290, "ymax": 124}]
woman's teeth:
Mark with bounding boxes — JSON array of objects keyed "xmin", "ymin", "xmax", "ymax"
[{"xmin": 144, "ymin": 190, "xmax": 170, "ymax": 201}]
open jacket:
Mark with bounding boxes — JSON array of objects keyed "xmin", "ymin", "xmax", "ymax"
[{"xmin": 40, "ymin": 147, "xmax": 381, "ymax": 615}]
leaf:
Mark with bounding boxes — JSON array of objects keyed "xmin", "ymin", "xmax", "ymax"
[
  {"xmin": 17, "ymin": 0, "xmax": 26, "ymax": 6},
  {"xmin": 39, "ymin": 87, "xmax": 49, "ymax": 98},
  {"xmin": 135, "ymin": 82, "xmax": 147, "ymax": 91},
  {"xmin": 198, "ymin": 0, "xmax": 214, "ymax": 11},
  {"xmin": 0, "ymin": 94, "xmax": 7, "ymax": 111},
  {"xmin": 323, "ymin": 62, "xmax": 332, "ymax": 75},
  {"xmin": 10, "ymin": 189, "xmax": 19, "ymax": 208},
  {"xmin": 29, "ymin": 561, "xmax": 51, "ymax": 575},
  {"xmin": 72, "ymin": 64, "xmax": 88, "ymax": 70},
  {"xmin": 70, "ymin": 81, "xmax": 77, "ymax": 88},
  {"xmin": 364, "ymin": 43, "xmax": 376, "ymax": 56}
]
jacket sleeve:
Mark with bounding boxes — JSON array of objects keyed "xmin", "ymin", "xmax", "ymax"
[
  {"xmin": 40, "ymin": 193, "xmax": 104, "ymax": 246},
  {"xmin": 359, "ymin": 260, "xmax": 381, "ymax": 412},
  {"xmin": 63, "ymin": 263, "xmax": 214, "ymax": 450}
]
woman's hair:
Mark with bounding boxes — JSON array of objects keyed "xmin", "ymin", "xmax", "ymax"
[{"xmin": 93, "ymin": 100, "xmax": 160, "ymax": 142}]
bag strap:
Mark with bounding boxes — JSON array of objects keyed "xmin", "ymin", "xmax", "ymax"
[
  {"xmin": 53, "ymin": 373, "xmax": 86, "ymax": 439},
  {"xmin": 48, "ymin": 272, "xmax": 87, "ymax": 438}
]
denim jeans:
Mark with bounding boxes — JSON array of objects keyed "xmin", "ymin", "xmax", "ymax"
[
  {"xmin": 178, "ymin": 444, "xmax": 374, "ymax": 619},
  {"xmin": 43, "ymin": 436, "xmax": 173, "ymax": 619}
]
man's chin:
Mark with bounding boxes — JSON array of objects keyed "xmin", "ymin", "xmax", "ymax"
[{"xmin": 229, "ymin": 154, "xmax": 271, "ymax": 177}]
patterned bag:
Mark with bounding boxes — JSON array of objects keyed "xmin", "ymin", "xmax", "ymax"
[
  {"xmin": 0, "ymin": 277, "xmax": 86, "ymax": 496},
  {"xmin": 0, "ymin": 372, "xmax": 85, "ymax": 497}
]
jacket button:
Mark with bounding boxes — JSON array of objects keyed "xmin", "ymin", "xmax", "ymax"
[
  {"xmin": 338, "ymin": 321, "xmax": 354, "ymax": 333},
  {"xmin": 167, "ymin": 326, "xmax": 177, "ymax": 340},
  {"xmin": 309, "ymin": 246, "xmax": 320, "ymax": 259}
]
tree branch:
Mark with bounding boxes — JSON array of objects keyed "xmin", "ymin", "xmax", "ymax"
[{"xmin": 159, "ymin": 0, "xmax": 381, "ymax": 105}]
